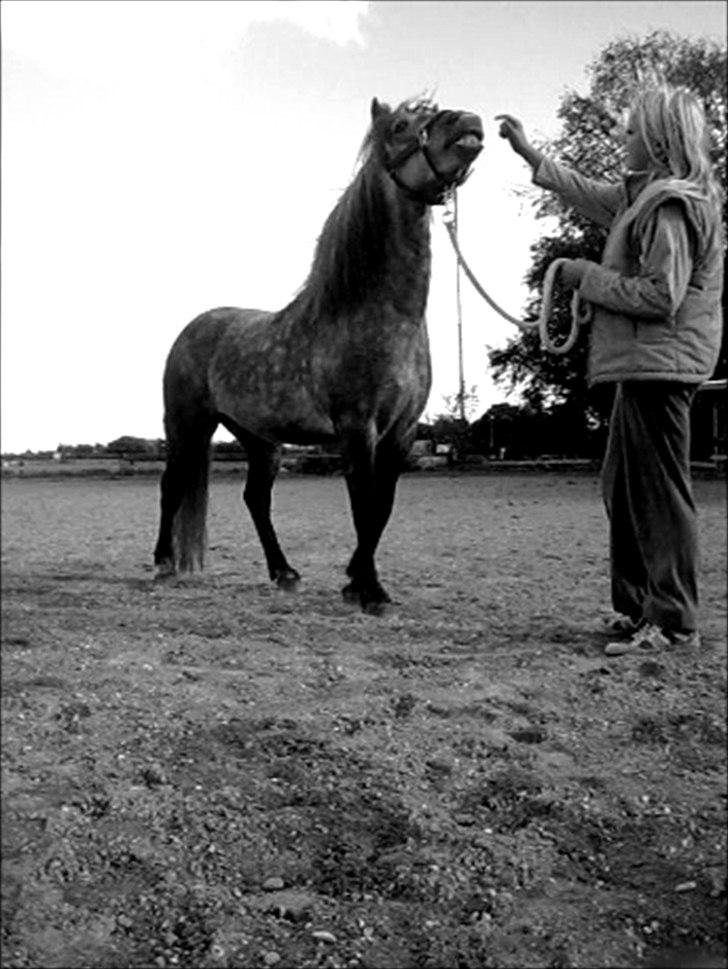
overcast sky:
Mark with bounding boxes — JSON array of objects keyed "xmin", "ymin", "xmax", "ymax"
[{"xmin": 2, "ymin": 0, "xmax": 725, "ymax": 452}]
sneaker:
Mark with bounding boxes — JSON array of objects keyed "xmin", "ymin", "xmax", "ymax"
[
  {"xmin": 598, "ymin": 614, "xmax": 642, "ymax": 637},
  {"xmin": 667, "ymin": 629, "xmax": 702, "ymax": 648},
  {"xmin": 605, "ymin": 623, "xmax": 700, "ymax": 657}
]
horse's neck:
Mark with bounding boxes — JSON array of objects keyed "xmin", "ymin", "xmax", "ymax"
[
  {"xmin": 293, "ymin": 166, "xmax": 432, "ymax": 323},
  {"xmin": 373, "ymin": 169, "xmax": 431, "ymax": 277},
  {"xmin": 383, "ymin": 187, "xmax": 432, "ymax": 288}
]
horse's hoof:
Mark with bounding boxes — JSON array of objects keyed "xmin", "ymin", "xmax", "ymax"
[
  {"xmin": 154, "ymin": 561, "xmax": 176, "ymax": 581},
  {"xmin": 363, "ymin": 599, "xmax": 387, "ymax": 617},
  {"xmin": 276, "ymin": 570, "xmax": 301, "ymax": 592},
  {"xmin": 341, "ymin": 582, "xmax": 361, "ymax": 605},
  {"xmin": 342, "ymin": 580, "xmax": 391, "ymax": 613},
  {"xmin": 365, "ymin": 584, "xmax": 392, "ymax": 606}
]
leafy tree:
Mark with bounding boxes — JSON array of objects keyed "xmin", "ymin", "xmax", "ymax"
[
  {"xmin": 489, "ymin": 31, "xmax": 727, "ymax": 428},
  {"xmin": 213, "ymin": 440, "xmax": 246, "ymax": 455},
  {"xmin": 468, "ymin": 401, "xmax": 606, "ymax": 459},
  {"xmin": 428, "ymin": 385, "xmax": 480, "ymax": 459},
  {"xmin": 469, "ymin": 403, "xmax": 520, "ymax": 456},
  {"xmin": 106, "ymin": 435, "xmax": 157, "ymax": 455},
  {"xmin": 442, "ymin": 385, "xmax": 480, "ymax": 423}
]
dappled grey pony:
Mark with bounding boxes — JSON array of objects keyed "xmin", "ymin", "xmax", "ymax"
[{"xmin": 154, "ymin": 96, "xmax": 483, "ymax": 612}]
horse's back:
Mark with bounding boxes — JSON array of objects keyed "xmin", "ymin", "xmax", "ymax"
[
  {"xmin": 163, "ymin": 307, "xmax": 270, "ymax": 422},
  {"xmin": 167, "ymin": 307, "xmax": 267, "ymax": 363}
]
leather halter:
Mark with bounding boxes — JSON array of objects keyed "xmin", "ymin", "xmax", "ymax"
[{"xmin": 385, "ymin": 110, "xmax": 471, "ymax": 205}]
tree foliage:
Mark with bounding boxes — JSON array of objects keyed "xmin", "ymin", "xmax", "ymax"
[
  {"xmin": 489, "ymin": 31, "xmax": 727, "ymax": 424},
  {"xmin": 469, "ymin": 401, "xmax": 608, "ymax": 459},
  {"xmin": 106, "ymin": 435, "xmax": 161, "ymax": 455}
]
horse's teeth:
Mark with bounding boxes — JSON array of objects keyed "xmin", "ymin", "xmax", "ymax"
[{"xmin": 456, "ymin": 134, "xmax": 481, "ymax": 148}]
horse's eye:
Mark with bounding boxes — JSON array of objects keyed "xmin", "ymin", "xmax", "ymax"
[{"xmin": 392, "ymin": 119, "xmax": 409, "ymax": 135}]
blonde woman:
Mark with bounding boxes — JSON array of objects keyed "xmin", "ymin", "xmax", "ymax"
[{"xmin": 497, "ymin": 85, "xmax": 723, "ymax": 656}]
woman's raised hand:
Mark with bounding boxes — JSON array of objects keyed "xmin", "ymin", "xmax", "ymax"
[{"xmin": 495, "ymin": 114, "xmax": 542, "ymax": 169}]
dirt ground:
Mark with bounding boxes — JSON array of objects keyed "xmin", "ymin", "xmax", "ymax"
[{"xmin": 1, "ymin": 472, "xmax": 726, "ymax": 969}]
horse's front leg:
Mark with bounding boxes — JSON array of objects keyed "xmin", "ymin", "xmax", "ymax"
[
  {"xmin": 340, "ymin": 425, "xmax": 402, "ymax": 614},
  {"xmin": 243, "ymin": 443, "xmax": 300, "ymax": 590}
]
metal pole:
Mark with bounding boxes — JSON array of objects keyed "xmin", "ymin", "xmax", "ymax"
[{"xmin": 454, "ymin": 191, "xmax": 466, "ymax": 423}]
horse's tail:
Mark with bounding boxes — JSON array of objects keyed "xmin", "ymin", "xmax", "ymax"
[
  {"xmin": 171, "ymin": 431, "xmax": 213, "ymax": 572},
  {"xmin": 154, "ymin": 311, "xmax": 230, "ymax": 577}
]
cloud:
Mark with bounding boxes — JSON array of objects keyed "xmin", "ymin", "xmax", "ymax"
[
  {"xmin": 251, "ymin": 1, "xmax": 370, "ymax": 47},
  {"xmin": 2, "ymin": 0, "xmax": 370, "ymax": 81}
]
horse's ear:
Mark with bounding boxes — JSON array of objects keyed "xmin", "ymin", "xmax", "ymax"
[{"xmin": 371, "ymin": 97, "xmax": 389, "ymax": 120}]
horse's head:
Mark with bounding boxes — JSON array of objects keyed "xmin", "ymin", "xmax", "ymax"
[{"xmin": 371, "ymin": 97, "xmax": 483, "ymax": 205}]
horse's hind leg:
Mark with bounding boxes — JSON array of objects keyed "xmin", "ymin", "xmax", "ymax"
[{"xmin": 243, "ymin": 441, "xmax": 301, "ymax": 590}]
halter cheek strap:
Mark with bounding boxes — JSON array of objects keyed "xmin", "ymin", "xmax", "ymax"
[{"xmin": 385, "ymin": 113, "xmax": 471, "ymax": 205}]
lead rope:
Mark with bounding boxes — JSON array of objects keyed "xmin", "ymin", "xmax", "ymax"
[{"xmin": 442, "ymin": 191, "xmax": 591, "ymax": 355}]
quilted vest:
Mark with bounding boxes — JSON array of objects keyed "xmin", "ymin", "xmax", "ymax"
[{"xmin": 585, "ymin": 179, "xmax": 723, "ymax": 386}]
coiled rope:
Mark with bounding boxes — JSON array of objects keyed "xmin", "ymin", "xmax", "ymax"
[{"xmin": 442, "ymin": 192, "xmax": 591, "ymax": 355}]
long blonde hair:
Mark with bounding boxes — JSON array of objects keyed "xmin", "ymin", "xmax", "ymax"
[{"xmin": 630, "ymin": 85, "xmax": 722, "ymax": 207}]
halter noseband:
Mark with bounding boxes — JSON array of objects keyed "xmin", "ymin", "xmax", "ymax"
[{"xmin": 385, "ymin": 110, "xmax": 471, "ymax": 205}]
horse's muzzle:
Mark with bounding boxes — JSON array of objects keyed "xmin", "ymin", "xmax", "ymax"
[{"xmin": 449, "ymin": 113, "xmax": 484, "ymax": 163}]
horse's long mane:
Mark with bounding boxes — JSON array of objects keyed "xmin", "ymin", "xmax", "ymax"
[{"xmin": 291, "ymin": 98, "xmax": 435, "ymax": 321}]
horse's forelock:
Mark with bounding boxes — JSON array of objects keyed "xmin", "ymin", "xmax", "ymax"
[
  {"xmin": 398, "ymin": 95, "xmax": 439, "ymax": 116},
  {"xmin": 360, "ymin": 95, "xmax": 439, "ymax": 162}
]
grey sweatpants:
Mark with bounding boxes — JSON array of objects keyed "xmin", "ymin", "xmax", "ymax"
[{"xmin": 601, "ymin": 381, "xmax": 699, "ymax": 633}]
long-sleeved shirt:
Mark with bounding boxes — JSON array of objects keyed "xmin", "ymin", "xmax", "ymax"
[{"xmin": 533, "ymin": 157, "xmax": 723, "ymax": 386}]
